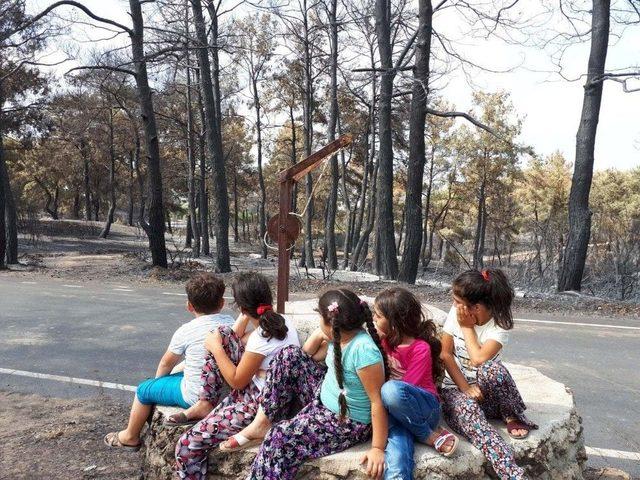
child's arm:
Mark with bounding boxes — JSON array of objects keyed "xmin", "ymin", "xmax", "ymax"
[
  {"xmin": 206, "ymin": 330, "xmax": 264, "ymax": 390},
  {"xmin": 358, "ymin": 362, "xmax": 387, "ymax": 480},
  {"xmin": 232, "ymin": 313, "xmax": 252, "ymax": 338},
  {"xmin": 155, "ymin": 350, "xmax": 183, "ymax": 378},
  {"xmin": 303, "ymin": 328, "xmax": 329, "ymax": 361},
  {"xmin": 456, "ymin": 305, "xmax": 502, "ymax": 367},
  {"xmin": 440, "ymin": 333, "xmax": 482, "ymax": 399}
]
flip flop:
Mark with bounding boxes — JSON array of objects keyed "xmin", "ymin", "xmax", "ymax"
[
  {"xmin": 164, "ymin": 412, "xmax": 197, "ymax": 426},
  {"xmin": 103, "ymin": 431, "xmax": 141, "ymax": 451},
  {"xmin": 433, "ymin": 430, "xmax": 459, "ymax": 457},
  {"xmin": 219, "ymin": 433, "xmax": 263, "ymax": 452},
  {"xmin": 506, "ymin": 420, "xmax": 530, "ymax": 439}
]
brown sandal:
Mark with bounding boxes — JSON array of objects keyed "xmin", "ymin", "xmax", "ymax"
[
  {"xmin": 164, "ymin": 412, "xmax": 197, "ymax": 426},
  {"xmin": 103, "ymin": 432, "xmax": 141, "ymax": 451},
  {"xmin": 506, "ymin": 420, "xmax": 530, "ymax": 439}
]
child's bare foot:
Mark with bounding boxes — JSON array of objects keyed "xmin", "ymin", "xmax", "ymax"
[
  {"xmin": 165, "ymin": 400, "xmax": 213, "ymax": 425},
  {"xmin": 220, "ymin": 408, "xmax": 272, "ymax": 451},
  {"xmin": 425, "ymin": 427, "xmax": 459, "ymax": 456}
]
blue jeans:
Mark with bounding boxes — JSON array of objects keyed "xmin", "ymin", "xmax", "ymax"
[
  {"xmin": 136, "ymin": 372, "xmax": 190, "ymax": 409},
  {"xmin": 381, "ymin": 380, "xmax": 441, "ymax": 480}
]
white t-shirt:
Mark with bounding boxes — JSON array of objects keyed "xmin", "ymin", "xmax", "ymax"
[
  {"xmin": 442, "ymin": 306, "xmax": 509, "ymax": 388},
  {"xmin": 245, "ymin": 316, "xmax": 300, "ymax": 391},
  {"xmin": 168, "ymin": 313, "xmax": 235, "ymax": 405}
]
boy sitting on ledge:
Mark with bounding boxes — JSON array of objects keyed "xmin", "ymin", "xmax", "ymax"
[{"xmin": 104, "ymin": 272, "xmax": 234, "ymax": 451}]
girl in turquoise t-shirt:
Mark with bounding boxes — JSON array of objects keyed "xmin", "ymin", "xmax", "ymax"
[{"xmin": 237, "ymin": 289, "xmax": 389, "ymax": 480}]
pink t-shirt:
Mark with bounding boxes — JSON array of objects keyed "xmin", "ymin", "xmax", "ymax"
[{"xmin": 383, "ymin": 338, "xmax": 439, "ymax": 399}]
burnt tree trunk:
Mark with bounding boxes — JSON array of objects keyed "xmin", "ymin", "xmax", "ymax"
[
  {"xmin": 192, "ymin": 0, "xmax": 230, "ymax": 271},
  {"xmin": 130, "ymin": 0, "xmax": 167, "ymax": 267},
  {"xmin": 128, "ymin": 150, "xmax": 135, "ymax": 226},
  {"xmin": 323, "ymin": 0, "xmax": 339, "ymax": 269},
  {"xmin": 374, "ymin": 0, "xmax": 398, "ymax": 279},
  {"xmin": 398, "ymin": 0, "xmax": 432, "ymax": 284},
  {"xmin": 184, "ymin": 14, "xmax": 200, "ymax": 257},
  {"xmin": 195, "ymin": 68, "xmax": 210, "ymax": 256},
  {"xmin": 558, "ymin": 0, "xmax": 610, "ymax": 292},
  {"xmin": 81, "ymin": 139, "xmax": 92, "ymax": 221},
  {"xmin": 252, "ymin": 77, "xmax": 267, "ymax": 259},
  {"xmin": 100, "ymin": 109, "xmax": 116, "ymax": 239},
  {"xmin": 0, "ymin": 131, "xmax": 6, "ymax": 269}
]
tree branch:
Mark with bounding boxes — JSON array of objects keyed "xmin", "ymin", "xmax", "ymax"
[
  {"xmin": 426, "ymin": 108, "xmax": 503, "ymax": 140},
  {"xmin": 66, "ymin": 65, "xmax": 137, "ymax": 78}
]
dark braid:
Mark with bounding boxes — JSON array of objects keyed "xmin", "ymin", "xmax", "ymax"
[
  {"xmin": 332, "ymin": 323, "xmax": 349, "ymax": 418},
  {"xmin": 361, "ymin": 301, "xmax": 390, "ymax": 381},
  {"xmin": 318, "ymin": 289, "xmax": 388, "ymax": 420}
]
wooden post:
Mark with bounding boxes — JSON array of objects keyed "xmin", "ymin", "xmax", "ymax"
[
  {"xmin": 275, "ymin": 134, "xmax": 352, "ymax": 313},
  {"xmin": 277, "ymin": 180, "xmax": 293, "ymax": 313}
]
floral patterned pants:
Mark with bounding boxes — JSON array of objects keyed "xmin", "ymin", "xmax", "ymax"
[
  {"xmin": 175, "ymin": 326, "xmax": 261, "ymax": 480},
  {"xmin": 248, "ymin": 345, "xmax": 372, "ymax": 480},
  {"xmin": 441, "ymin": 361, "xmax": 537, "ymax": 480}
]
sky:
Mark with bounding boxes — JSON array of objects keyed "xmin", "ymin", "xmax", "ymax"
[{"xmin": 28, "ymin": 0, "xmax": 640, "ymax": 171}]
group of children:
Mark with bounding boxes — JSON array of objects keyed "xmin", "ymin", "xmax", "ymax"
[{"xmin": 104, "ymin": 268, "xmax": 536, "ymax": 480}]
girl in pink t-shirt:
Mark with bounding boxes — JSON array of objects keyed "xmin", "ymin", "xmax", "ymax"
[{"xmin": 373, "ymin": 288, "xmax": 459, "ymax": 479}]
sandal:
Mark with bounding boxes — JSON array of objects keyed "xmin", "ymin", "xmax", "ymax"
[
  {"xmin": 164, "ymin": 412, "xmax": 197, "ymax": 426},
  {"xmin": 219, "ymin": 433, "xmax": 263, "ymax": 452},
  {"xmin": 433, "ymin": 430, "xmax": 459, "ymax": 457},
  {"xmin": 506, "ymin": 420, "xmax": 530, "ymax": 439},
  {"xmin": 103, "ymin": 432, "xmax": 141, "ymax": 451}
]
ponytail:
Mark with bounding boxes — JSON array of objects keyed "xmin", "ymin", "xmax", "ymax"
[
  {"xmin": 258, "ymin": 309, "xmax": 288, "ymax": 341},
  {"xmin": 232, "ymin": 272, "xmax": 288, "ymax": 340},
  {"xmin": 452, "ymin": 268, "xmax": 515, "ymax": 330}
]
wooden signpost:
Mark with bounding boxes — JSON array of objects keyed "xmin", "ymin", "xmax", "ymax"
[{"xmin": 273, "ymin": 134, "xmax": 353, "ymax": 313}]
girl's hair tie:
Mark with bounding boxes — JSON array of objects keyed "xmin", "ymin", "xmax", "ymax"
[
  {"xmin": 327, "ymin": 301, "xmax": 340, "ymax": 314},
  {"xmin": 339, "ymin": 388, "xmax": 347, "ymax": 396},
  {"xmin": 359, "ymin": 299, "xmax": 367, "ymax": 308},
  {"xmin": 256, "ymin": 304, "xmax": 273, "ymax": 315},
  {"xmin": 481, "ymin": 269, "xmax": 490, "ymax": 282}
]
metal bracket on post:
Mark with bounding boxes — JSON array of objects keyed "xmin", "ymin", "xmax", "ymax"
[{"xmin": 274, "ymin": 134, "xmax": 353, "ymax": 314}]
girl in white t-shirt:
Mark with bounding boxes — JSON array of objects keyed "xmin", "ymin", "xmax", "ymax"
[
  {"xmin": 440, "ymin": 268, "xmax": 537, "ymax": 480},
  {"xmin": 174, "ymin": 272, "xmax": 300, "ymax": 480}
]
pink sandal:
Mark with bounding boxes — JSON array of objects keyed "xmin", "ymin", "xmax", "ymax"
[{"xmin": 433, "ymin": 430, "xmax": 459, "ymax": 457}]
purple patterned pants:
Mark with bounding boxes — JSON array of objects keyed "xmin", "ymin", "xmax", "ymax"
[
  {"xmin": 175, "ymin": 326, "xmax": 261, "ymax": 480},
  {"xmin": 441, "ymin": 361, "xmax": 537, "ymax": 480},
  {"xmin": 249, "ymin": 345, "xmax": 372, "ymax": 480}
]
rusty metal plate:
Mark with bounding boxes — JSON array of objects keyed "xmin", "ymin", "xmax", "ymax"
[{"xmin": 267, "ymin": 213, "xmax": 302, "ymax": 248}]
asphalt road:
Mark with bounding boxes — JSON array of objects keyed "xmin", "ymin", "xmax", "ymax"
[{"xmin": 0, "ymin": 276, "xmax": 638, "ymax": 476}]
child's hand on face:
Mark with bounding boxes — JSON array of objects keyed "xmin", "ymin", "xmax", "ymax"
[{"xmin": 456, "ymin": 304, "xmax": 476, "ymax": 328}]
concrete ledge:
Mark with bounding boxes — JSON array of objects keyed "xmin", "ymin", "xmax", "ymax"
[{"xmin": 142, "ymin": 301, "xmax": 586, "ymax": 479}]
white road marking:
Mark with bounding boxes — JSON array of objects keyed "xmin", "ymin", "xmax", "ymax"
[
  {"xmin": 585, "ymin": 446, "xmax": 640, "ymax": 461},
  {"xmin": 62, "ymin": 284, "xmax": 84, "ymax": 289},
  {"xmin": 2, "ymin": 366, "xmax": 639, "ymax": 462},
  {"xmin": 162, "ymin": 292, "xmax": 187, "ymax": 296},
  {"xmin": 113, "ymin": 288, "xmax": 134, "ymax": 292},
  {"xmin": 21, "ymin": 281, "xmax": 38, "ymax": 285},
  {"xmin": 516, "ymin": 318, "xmax": 640, "ymax": 331},
  {"xmin": 0, "ymin": 367, "xmax": 136, "ymax": 392}
]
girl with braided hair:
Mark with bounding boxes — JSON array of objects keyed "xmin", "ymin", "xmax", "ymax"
[
  {"xmin": 440, "ymin": 268, "xmax": 537, "ymax": 480},
  {"xmin": 235, "ymin": 288, "xmax": 388, "ymax": 480}
]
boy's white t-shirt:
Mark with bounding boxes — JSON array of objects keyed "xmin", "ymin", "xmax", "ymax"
[
  {"xmin": 245, "ymin": 316, "xmax": 300, "ymax": 391},
  {"xmin": 168, "ymin": 313, "xmax": 235, "ymax": 405},
  {"xmin": 441, "ymin": 306, "xmax": 509, "ymax": 388}
]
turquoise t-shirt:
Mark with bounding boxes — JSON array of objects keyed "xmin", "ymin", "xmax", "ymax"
[{"xmin": 320, "ymin": 330, "xmax": 384, "ymax": 424}]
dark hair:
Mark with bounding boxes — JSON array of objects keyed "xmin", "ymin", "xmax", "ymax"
[
  {"xmin": 232, "ymin": 272, "xmax": 288, "ymax": 341},
  {"xmin": 374, "ymin": 287, "xmax": 444, "ymax": 383},
  {"xmin": 185, "ymin": 273, "xmax": 225, "ymax": 314},
  {"xmin": 318, "ymin": 289, "xmax": 389, "ymax": 419},
  {"xmin": 452, "ymin": 268, "xmax": 514, "ymax": 330}
]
